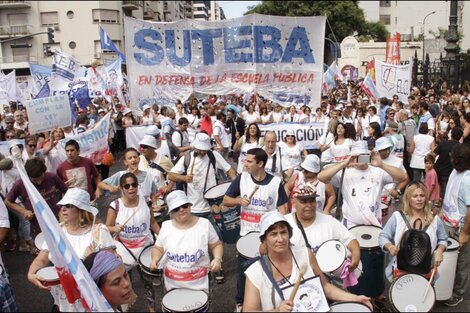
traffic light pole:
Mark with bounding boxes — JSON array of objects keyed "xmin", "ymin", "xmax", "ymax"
[{"xmin": 0, "ymin": 31, "xmax": 49, "ymax": 44}]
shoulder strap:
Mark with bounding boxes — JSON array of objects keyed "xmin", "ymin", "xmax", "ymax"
[
  {"xmin": 183, "ymin": 152, "xmax": 191, "ymax": 173},
  {"xmin": 206, "ymin": 150, "xmax": 216, "ymax": 171},
  {"xmin": 147, "ymin": 158, "xmax": 167, "ymax": 175},
  {"xmin": 259, "ymin": 255, "xmax": 285, "ymax": 303},
  {"xmin": 278, "ymin": 146, "xmax": 283, "ymax": 173},
  {"xmin": 398, "ymin": 210, "xmax": 413, "ymax": 230},
  {"xmin": 294, "ymin": 213, "xmax": 312, "ymax": 249}
]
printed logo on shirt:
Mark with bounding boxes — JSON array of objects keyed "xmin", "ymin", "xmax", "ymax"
[
  {"xmin": 123, "ymin": 222, "xmax": 147, "ymax": 234},
  {"xmin": 242, "ymin": 194, "xmax": 274, "ymax": 207},
  {"xmin": 166, "ymin": 249, "xmax": 205, "ymax": 263}
]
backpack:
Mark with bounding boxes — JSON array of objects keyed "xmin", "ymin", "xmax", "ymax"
[
  {"xmin": 175, "ymin": 150, "xmax": 218, "ymax": 192},
  {"xmin": 396, "ymin": 211, "xmax": 433, "ymax": 275}
]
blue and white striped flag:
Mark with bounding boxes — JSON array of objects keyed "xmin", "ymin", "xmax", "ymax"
[
  {"xmin": 10, "ymin": 147, "xmax": 113, "ymax": 312},
  {"xmin": 99, "ymin": 26, "xmax": 126, "ymax": 62}
]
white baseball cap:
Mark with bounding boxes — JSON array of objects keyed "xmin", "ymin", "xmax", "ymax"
[
  {"xmin": 139, "ymin": 135, "xmax": 160, "ymax": 149},
  {"xmin": 166, "ymin": 190, "xmax": 192, "ymax": 213},
  {"xmin": 142, "ymin": 104, "xmax": 151, "ymax": 112},
  {"xmin": 123, "ymin": 108, "xmax": 132, "ymax": 115},
  {"xmin": 350, "ymin": 140, "xmax": 369, "ymax": 155},
  {"xmin": 300, "ymin": 154, "xmax": 321, "ymax": 173},
  {"xmin": 192, "ymin": 133, "xmax": 212, "ymax": 151},
  {"xmin": 57, "ymin": 188, "xmax": 98, "ymax": 216},
  {"xmin": 374, "ymin": 137, "xmax": 393, "ymax": 152},
  {"xmin": 259, "ymin": 211, "xmax": 292, "ymax": 240}
]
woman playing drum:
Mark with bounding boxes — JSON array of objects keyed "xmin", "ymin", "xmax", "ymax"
[
  {"xmin": 379, "ymin": 182, "xmax": 447, "ymax": 282},
  {"xmin": 150, "ymin": 190, "xmax": 223, "ymax": 293},
  {"xmin": 27, "ymin": 188, "xmax": 115, "ymax": 312},
  {"xmin": 243, "ymin": 211, "xmax": 371, "ymax": 312}
]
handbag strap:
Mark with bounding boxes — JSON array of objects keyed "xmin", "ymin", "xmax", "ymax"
[
  {"xmin": 335, "ymin": 168, "xmax": 346, "ymax": 220},
  {"xmin": 294, "ymin": 213, "xmax": 312, "ymax": 249}
]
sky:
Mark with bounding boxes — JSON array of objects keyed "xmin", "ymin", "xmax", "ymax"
[{"xmin": 218, "ymin": 1, "xmax": 260, "ymax": 19}]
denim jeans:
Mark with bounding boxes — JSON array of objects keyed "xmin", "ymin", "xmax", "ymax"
[
  {"xmin": 411, "ymin": 168, "xmax": 424, "ymax": 183},
  {"xmin": 11, "ymin": 208, "xmax": 32, "ymax": 242}
]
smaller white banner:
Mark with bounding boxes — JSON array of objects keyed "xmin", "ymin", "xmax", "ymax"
[{"xmin": 26, "ymin": 95, "xmax": 72, "ymax": 134}]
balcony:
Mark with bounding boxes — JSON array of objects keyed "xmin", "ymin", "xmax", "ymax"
[
  {"xmin": 122, "ymin": 0, "xmax": 140, "ymax": 10},
  {"xmin": 0, "ymin": 24, "xmax": 32, "ymax": 37},
  {"xmin": 0, "ymin": 0, "xmax": 31, "ymax": 9},
  {"xmin": 143, "ymin": 8, "xmax": 156, "ymax": 20}
]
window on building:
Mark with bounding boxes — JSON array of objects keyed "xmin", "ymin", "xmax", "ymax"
[
  {"xmin": 92, "ymin": 9, "xmax": 119, "ymax": 23},
  {"xmin": 380, "ymin": 1, "xmax": 391, "ymax": 7},
  {"xmin": 11, "ymin": 46, "xmax": 29, "ymax": 62},
  {"xmin": 380, "ymin": 14, "xmax": 391, "ymax": 25},
  {"xmin": 40, "ymin": 12, "xmax": 59, "ymax": 26},
  {"xmin": 8, "ymin": 13, "xmax": 28, "ymax": 25}
]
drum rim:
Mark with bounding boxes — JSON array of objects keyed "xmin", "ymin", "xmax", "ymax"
[
  {"xmin": 203, "ymin": 182, "xmax": 232, "ymax": 200},
  {"xmin": 138, "ymin": 244, "xmax": 157, "ymax": 273},
  {"xmin": 315, "ymin": 239, "xmax": 347, "ymax": 273},
  {"xmin": 329, "ymin": 301, "xmax": 371, "ymax": 311},
  {"xmin": 34, "ymin": 232, "xmax": 44, "ymax": 249},
  {"xmin": 37, "ymin": 266, "xmax": 59, "ymax": 282},
  {"xmin": 446, "ymin": 238, "xmax": 460, "ymax": 251},
  {"xmin": 389, "ymin": 273, "xmax": 436, "ymax": 312},
  {"xmin": 236, "ymin": 231, "xmax": 261, "ymax": 260},
  {"xmin": 348, "ymin": 225, "xmax": 383, "ymax": 250},
  {"xmin": 162, "ymin": 288, "xmax": 209, "ymax": 311}
]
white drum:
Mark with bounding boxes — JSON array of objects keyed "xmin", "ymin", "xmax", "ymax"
[
  {"xmin": 389, "ymin": 273, "xmax": 435, "ymax": 312},
  {"xmin": 162, "ymin": 288, "xmax": 209, "ymax": 312},
  {"xmin": 236, "ymin": 232, "xmax": 261, "ymax": 260},
  {"xmin": 37, "ymin": 266, "xmax": 60, "ymax": 287},
  {"xmin": 315, "ymin": 240, "xmax": 347, "ymax": 278},
  {"xmin": 348, "ymin": 225, "xmax": 382, "ymax": 250},
  {"xmin": 204, "ymin": 182, "xmax": 232, "ymax": 207},
  {"xmin": 138, "ymin": 245, "xmax": 162, "ymax": 278},
  {"xmin": 434, "ymin": 237, "xmax": 459, "ymax": 300},
  {"xmin": 330, "ymin": 302, "xmax": 371, "ymax": 312},
  {"xmin": 34, "ymin": 232, "xmax": 45, "ymax": 250},
  {"xmin": 115, "ymin": 240, "xmax": 137, "ymax": 268}
]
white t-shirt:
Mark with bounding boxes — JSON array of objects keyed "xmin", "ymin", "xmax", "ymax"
[
  {"xmin": 187, "ymin": 114, "xmax": 201, "ymax": 129},
  {"xmin": 212, "ymin": 120, "xmax": 231, "ymax": 148},
  {"xmin": 285, "ymin": 212, "xmax": 355, "ymax": 251},
  {"xmin": 237, "ymin": 137, "xmax": 263, "ymax": 174},
  {"xmin": 243, "ymin": 111, "xmax": 260, "ymax": 124},
  {"xmin": 155, "ymin": 218, "xmax": 219, "ymax": 292},
  {"xmin": 271, "ymin": 111, "xmax": 284, "ymax": 123},
  {"xmin": 171, "ymin": 151, "xmax": 231, "ymax": 214},
  {"xmin": 260, "ymin": 113, "xmax": 272, "ymax": 124},
  {"xmin": 264, "ymin": 146, "xmax": 291, "ymax": 179},
  {"xmin": 410, "ymin": 134, "xmax": 434, "ymax": 169},
  {"xmin": 171, "ymin": 130, "xmax": 190, "ymax": 148},
  {"xmin": 331, "ymin": 166, "xmax": 393, "ymax": 228},
  {"xmin": 110, "ymin": 196, "xmax": 154, "ymax": 265},
  {"xmin": 328, "ymin": 138, "xmax": 353, "ymax": 162},
  {"xmin": 279, "ymin": 142, "xmax": 303, "ymax": 170}
]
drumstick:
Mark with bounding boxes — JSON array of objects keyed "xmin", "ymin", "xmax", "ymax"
[
  {"xmin": 248, "ymin": 185, "xmax": 260, "ymax": 200},
  {"xmin": 121, "ymin": 209, "xmax": 139, "ymax": 228},
  {"xmin": 289, "ymin": 263, "xmax": 308, "ymax": 303},
  {"xmin": 422, "ymin": 266, "xmax": 437, "ymax": 302},
  {"xmin": 190, "ymin": 151, "xmax": 196, "ymax": 175}
]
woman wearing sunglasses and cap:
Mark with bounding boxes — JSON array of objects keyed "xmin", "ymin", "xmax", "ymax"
[
  {"xmin": 243, "ymin": 210, "xmax": 372, "ymax": 312},
  {"xmin": 105, "ymin": 172, "xmax": 160, "ymax": 312},
  {"xmin": 149, "ymin": 190, "xmax": 223, "ymax": 294},
  {"xmin": 27, "ymin": 188, "xmax": 115, "ymax": 312}
]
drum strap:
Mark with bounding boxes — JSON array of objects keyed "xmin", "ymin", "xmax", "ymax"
[
  {"xmin": 294, "ymin": 213, "xmax": 312, "ymax": 249},
  {"xmin": 335, "ymin": 168, "xmax": 346, "ymax": 220},
  {"xmin": 259, "ymin": 255, "xmax": 285, "ymax": 306}
]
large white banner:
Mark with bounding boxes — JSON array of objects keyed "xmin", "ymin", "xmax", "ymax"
[
  {"xmin": 57, "ymin": 113, "xmax": 111, "ymax": 164},
  {"xmin": 375, "ymin": 60, "xmax": 411, "ymax": 104},
  {"xmin": 50, "ymin": 50, "xmax": 81, "ymax": 96},
  {"xmin": 26, "ymin": 95, "xmax": 72, "ymax": 134},
  {"xmin": 125, "ymin": 122, "xmax": 325, "ymax": 151},
  {"xmin": 124, "ymin": 14, "xmax": 325, "ymax": 110},
  {"xmin": 0, "ymin": 71, "xmax": 17, "ymax": 104}
]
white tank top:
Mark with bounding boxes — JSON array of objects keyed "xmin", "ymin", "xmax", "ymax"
[{"xmin": 239, "ymin": 172, "xmax": 282, "ymax": 236}]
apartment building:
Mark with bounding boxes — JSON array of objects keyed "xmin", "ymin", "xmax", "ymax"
[{"xmin": 0, "ymin": 0, "xmax": 224, "ymax": 74}]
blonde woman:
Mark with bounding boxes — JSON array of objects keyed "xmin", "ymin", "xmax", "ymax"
[{"xmin": 379, "ymin": 182, "xmax": 447, "ymax": 282}]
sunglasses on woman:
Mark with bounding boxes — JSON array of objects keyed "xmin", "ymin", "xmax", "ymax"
[
  {"xmin": 122, "ymin": 182, "xmax": 138, "ymax": 190},
  {"xmin": 173, "ymin": 203, "xmax": 190, "ymax": 212}
]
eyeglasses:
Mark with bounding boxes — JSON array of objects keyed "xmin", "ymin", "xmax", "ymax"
[
  {"xmin": 62, "ymin": 204, "xmax": 75, "ymax": 209},
  {"xmin": 140, "ymin": 145, "xmax": 151, "ymax": 149},
  {"xmin": 388, "ymin": 112, "xmax": 395, "ymax": 115},
  {"xmin": 286, "ymin": 135, "xmax": 295, "ymax": 138},
  {"xmin": 5, "ymin": 122, "xmax": 13, "ymax": 125},
  {"xmin": 173, "ymin": 203, "xmax": 190, "ymax": 212},
  {"xmin": 28, "ymin": 144, "xmax": 36, "ymax": 148},
  {"xmin": 5, "ymin": 135, "xmax": 14, "ymax": 139},
  {"xmin": 122, "ymin": 182, "xmax": 138, "ymax": 190}
]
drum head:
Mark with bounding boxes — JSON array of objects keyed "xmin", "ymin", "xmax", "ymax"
[
  {"xmin": 115, "ymin": 241, "xmax": 136, "ymax": 266},
  {"xmin": 447, "ymin": 238, "xmax": 459, "ymax": 251},
  {"xmin": 390, "ymin": 274, "xmax": 435, "ymax": 312},
  {"xmin": 139, "ymin": 246, "xmax": 153, "ymax": 270},
  {"xmin": 236, "ymin": 232, "xmax": 261, "ymax": 259},
  {"xmin": 162, "ymin": 289, "xmax": 208, "ymax": 312},
  {"xmin": 316, "ymin": 240, "xmax": 346, "ymax": 273},
  {"xmin": 37, "ymin": 266, "xmax": 59, "ymax": 282},
  {"xmin": 380, "ymin": 203, "xmax": 388, "ymax": 211},
  {"xmin": 34, "ymin": 232, "xmax": 45, "ymax": 250},
  {"xmin": 330, "ymin": 302, "xmax": 371, "ymax": 312},
  {"xmin": 204, "ymin": 182, "xmax": 231, "ymax": 200},
  {"xmin": 349, "ymin": 225, "xmax": 382, "ymax": 249}
]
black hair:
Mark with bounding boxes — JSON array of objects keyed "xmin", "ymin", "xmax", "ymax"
[
  {"xmin": 247, "ymin": 147, "xmax": 268, "ymax": 168},
  {"xmin": 418, "ymin": 123, "xmax": 428, "ymax": 134},
  {"xmin": 25, "ymin": 158, "xmax": 47, "ymax": 178},
  {"xmin": 451, "ymin": 143, "xmax": 470, "ymax": 172},
  {"xmin": 65, "ymin": 139, "xmax": 80, "ymax": 151},
  {"xmin": 451, "ymin": 127, "xmax": 463, "ymax": 140},
  {"xmin": 119, "ymin": 172, "xmax": 138, "ymax": 186},
  {"xmin": 178, "ymin": 117, "xmax": 189, "ymax": 125}
]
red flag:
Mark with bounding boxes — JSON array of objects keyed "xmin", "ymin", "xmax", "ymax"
[{"xmin": 386, "ymin": 33, "xmax": 401, "ymax": 65}]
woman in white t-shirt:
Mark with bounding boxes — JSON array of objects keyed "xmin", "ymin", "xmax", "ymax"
[
  {"xmin": 43, "ymin": 128, "xmax": 67, "ymax": 174},
  {"xmin": 283, "ymin": 105, "xmax": 300, "ymax": 122},
  {"xmin": 279, "ymin": 130, "xmax": 305, "ymax": 171},
  {"xmin": 271, "ymin": 104, "xmax": 285, "ymax": 123},
  {"xmin": 150, "ymin": 190, "xmax": 223, "ymax": 293},
  {"xmin": 140, "ymin": 104, "xmax": 155, "ymax": 126},
  {"xmin": 259, "ymin": 105, "xmax": 273, "ymax": 124},
  {"xmin": 243, "ymin": 104, "xmax": 260, "ymax": 124},
  {"xmin": 409, "ymin": 123, "xmax": 435, "ymax": 182},
  {"xmin": 187, "ymin": 106, "xmax": 201, "ymax": 130},
  {"xmin": 27, "ymin": 188, "xmax": 115, "ymax": 312},
  {"xmin": 320, "ymin": 122, "xmax": 354, "ymax": 163},
  {"xmin": 233, "ymin": 123, "xmax": 264, "ymax": 174},
  {"xmin": 106, "ymin": 172, "xmax": 160, "ymax": 312}
]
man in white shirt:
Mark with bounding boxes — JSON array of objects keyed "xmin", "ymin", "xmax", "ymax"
[
  {"xmin": 212, "ymin": 112, "xmax": 231, "ymax": 157},
  {"xmin": 171, "ymin": 117, "xmax": 192, "ymax": 158},
  {"xmin": 318, "ymin": 141, "xmax": 408, "ymax": 228},
  {"xmin": 263, "ymin": 131, "xmax": 293, "ymax": 181}
]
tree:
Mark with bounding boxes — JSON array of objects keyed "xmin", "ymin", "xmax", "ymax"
[{"xmin": 245, "ymin": 0, "xmax": 388, "ymax": 42}]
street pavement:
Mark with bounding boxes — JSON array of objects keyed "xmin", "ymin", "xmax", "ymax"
[{"xmin": 2, "ymin": 157, "xmax": 470, "ymax": 312}]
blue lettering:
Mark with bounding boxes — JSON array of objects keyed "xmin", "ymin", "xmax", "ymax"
[
  {"xmin": 134, "ymin": 29, "xmax": 164, "ymax": 65},
  {"xmin": 281, "ymin": 26, "xmax": 314, "ymax": 64},
  {"xmin": 191, "ymin": 29, "xmax": 222, "ymax": 65},
  {"xmin": 253, "ymin": 26, "xmax": 282, "ymax": 63},
  {"xmin": 224, "ymin": 26, "xmax": 252, "ymax": 63},
  {"xmin": 165, "ymin": 30, "xmax": 191, "ymax": 66}
]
